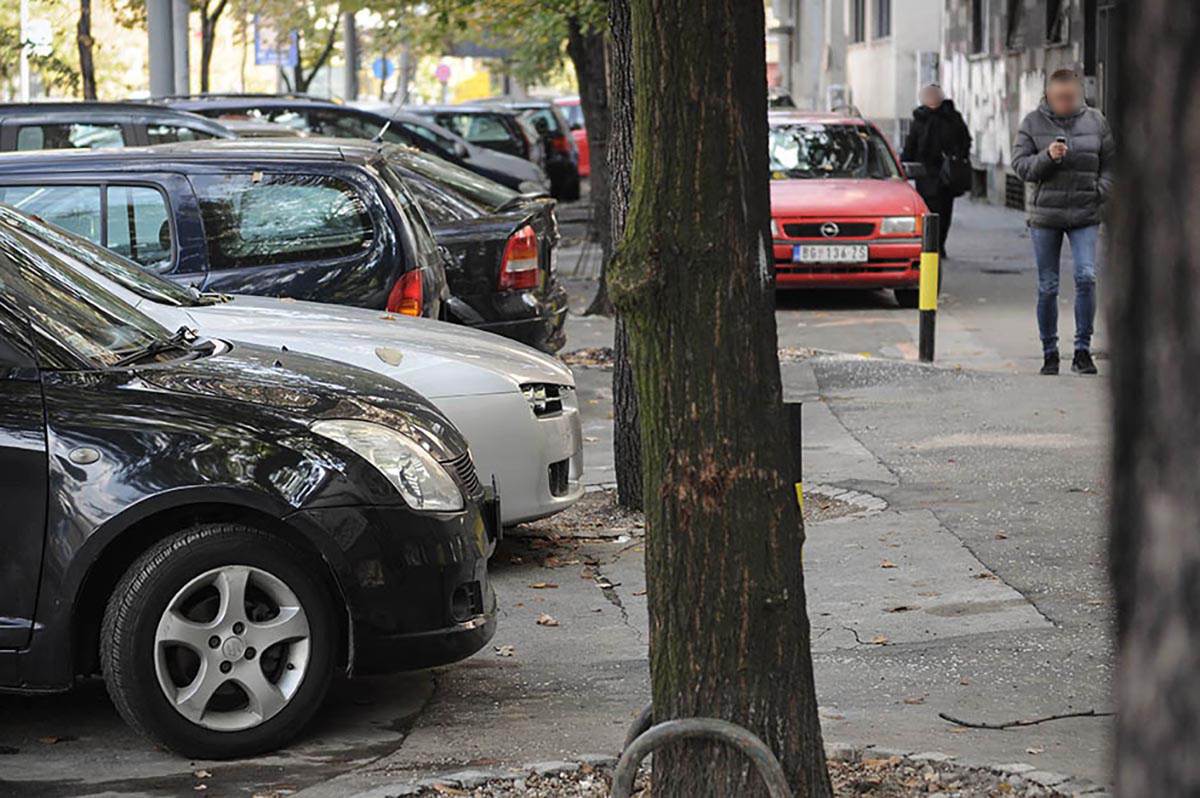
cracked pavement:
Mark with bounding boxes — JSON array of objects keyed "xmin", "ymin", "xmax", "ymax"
[{"xmin": 0, "ymin": 201, "xmax": 1113, "ymax": 796}]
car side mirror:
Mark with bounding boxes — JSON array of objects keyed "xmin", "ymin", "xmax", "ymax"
[{"xmin": 902, "ymin": 162, "xmax": 927, "ymax": 179}]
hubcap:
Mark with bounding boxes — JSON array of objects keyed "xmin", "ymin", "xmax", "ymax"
[{"xmin": 153, "ymin": 565, "xmax": 311, "ymax": 732}]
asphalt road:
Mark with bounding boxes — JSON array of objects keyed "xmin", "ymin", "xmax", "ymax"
[{"xmin": 0, "ymin": 199, "xmax": 1114, "ymax": 796}]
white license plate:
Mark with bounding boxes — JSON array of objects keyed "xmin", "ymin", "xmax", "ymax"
[{"xmin": 793, "ymin": 244, "xmax": 868, "ymax": 264}]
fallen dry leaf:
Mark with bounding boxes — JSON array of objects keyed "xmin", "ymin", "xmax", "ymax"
[
  {"xmin": 494, "ymin": 645, "xmax": 516, "ymax": 657},
  {"xmin": 903, "ymin": 696, "xmax": 925, "ymax": 705},
  {"xmin": 632, "ymin": 589, "xmax": 647, "ymax": 597},
  {"xmin": 536, "ymin": 613, "xmax": 560, "ymax": 627},
  {"xmin": 994, "ymin": 532, "xmax": 1008, "ymax": 540},
  {"xmin": 880, "ymin": 560, "xmax": 897, "ymax": 569},
  {"xmin": 527, "ymin": 582, "xmax": 558, "ymax": 589},
  {"xmin": 193, "ymin": 770, "xmax": 212, "ymax": 779},
  {"xmin": 1026, "ymin": 746, "xmax": 1044, "ymax": 755},
  {"xmin": 886, "ymin": 605, "xmax": 917, "ymax": 613},
  {"xmin": 870, "ymin": 635, "xmax": 890, "ymax": 645},
  {"xmin": 959, "ymin": 676, "xmax": 972, "ymax": 685}
]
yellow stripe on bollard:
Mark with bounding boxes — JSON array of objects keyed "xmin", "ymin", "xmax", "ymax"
[
  {"xmin": 919, "ymin": 251, "xmax": 939, "ymax": 311},
  {"xmin": 794, "ymin": 482, "xmax": 804, "ymax": 510}
]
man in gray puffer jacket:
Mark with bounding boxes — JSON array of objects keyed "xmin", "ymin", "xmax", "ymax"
[{"xmin": 1012, "ymin": 68, "xmax": 1116, "ymax": 376}]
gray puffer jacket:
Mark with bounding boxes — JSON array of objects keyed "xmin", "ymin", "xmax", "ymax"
[{"xmin": 1011, "ymin": 102, "xmax": 1116, "ymax": 229}]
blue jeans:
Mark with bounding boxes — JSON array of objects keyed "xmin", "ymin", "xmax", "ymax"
[{"xmin": 1031, "ymin": 224, "xmax": 1099, "ymax": 355}]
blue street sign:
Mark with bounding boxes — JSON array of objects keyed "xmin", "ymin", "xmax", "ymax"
[
  {"xmin": 253, "ymin": 15, "xmax": 298, "ymax": 68},
  {"xmin": 372, "ymin": 57, "xmax": 395, "ymax": 80}
]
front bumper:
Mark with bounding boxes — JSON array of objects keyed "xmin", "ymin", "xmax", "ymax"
[
  {"xmin": 772, "ymin": 240, "xmax": 922, "ymax": 289},
  {"xmin": 434, "ymin": 390, "xmax": 583, "ymax": 525},
  {"xmin": 285, "ymin": 501, "xmax": 499, "ymax": 674}
]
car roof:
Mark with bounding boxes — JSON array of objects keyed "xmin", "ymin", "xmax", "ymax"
[
  {"xmin": 409, "ymin": 104, "xmax": 520, "ymax": 116},
  {"xmin": 0, "ymin": 137, "xmax": 398, "ymax": 172},
  {"xmin": 0, "ymin": 101, "xmax": 231, "ymax": 128},
  {"xmin": 160, "ymin": 94, "xmax": 349, "ymax": 113},
  {"xmin": 768, "ymin": 110, "xmax": 871, "ymax": 126}
]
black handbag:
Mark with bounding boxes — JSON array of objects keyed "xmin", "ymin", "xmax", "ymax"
[{"xmin": 940, "ymin": 153, "xmax": 973, "ymax": 197}]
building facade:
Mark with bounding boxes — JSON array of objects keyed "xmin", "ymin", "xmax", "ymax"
[{"xmin": 940, "ymin": 0, "xmax": 1125, "ymax": 207}]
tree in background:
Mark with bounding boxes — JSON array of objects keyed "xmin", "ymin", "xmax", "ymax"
[
  {"xmin": 0, "ymin": 2, "xmax": 80, "ymax": 98},
  {"xmin": 609, "ymin": 0, "xmax": 831, "ymax": 794},
  {"xmin": 76, "ymin": 0, "xmax": 96, "ymax": 99},
  {"xmin": 198, "ymin": 0, "xmax": 231, "ymax": 92},
  {"xmin": 1109, "ymin": 1, "xmax": 1200, "ymax": 794}
]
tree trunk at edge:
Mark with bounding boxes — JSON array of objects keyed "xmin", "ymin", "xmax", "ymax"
[{"xmin": 77, "ymin": 0, "xmax": 97, "ymax": 100}]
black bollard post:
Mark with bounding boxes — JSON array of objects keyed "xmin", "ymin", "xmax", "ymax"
[{"xmin": 919, "ymin": 213, "xmax": 940, "ymax": 362}]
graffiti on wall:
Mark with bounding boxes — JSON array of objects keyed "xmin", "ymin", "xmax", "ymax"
[{"xmin": 942, "ymin": 51, "xmax": 1044, "ymax": 170}]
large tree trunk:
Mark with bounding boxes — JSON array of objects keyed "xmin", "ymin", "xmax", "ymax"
[
  {"xmin": 566, "ymin": 18, "xmax": 613, "ymax": 318},
  {"xmin": 1109, "ymin": 1, "xmax": 1200, "ymax": 794},
  {"xmin": 77, "ymin": 0, "xmax": 97, "ymax": 100},
  {"xmin": 609, "ymin": 1, "xmax": 830, "ymax": 795},
  {"xmin": 607, "ymin": 0, "xmax": 641, "ymax": 511}
]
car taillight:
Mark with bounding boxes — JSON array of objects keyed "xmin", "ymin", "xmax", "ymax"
[
  {"xmin": 386, "ymin": 269, "xmax": 423, "ymax": 316},
  {"xmin": 550, "ymin": 134, "xmax": 571, "ymax": 154},
  {"xmin": 499, "ymin": 225, "xmax": 539, "ymax": 291}
]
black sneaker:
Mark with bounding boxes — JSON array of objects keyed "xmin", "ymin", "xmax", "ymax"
[
  {"xmin": 1041, "ymin": 352, "xmax": 1060, "ymax": 375},
  {"xmin": 1072, "ymin": 349, "xmax": 1097, "ymax": 375}
]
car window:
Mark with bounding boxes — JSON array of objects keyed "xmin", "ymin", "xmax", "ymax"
[
  {"xmin": 520, "ymin": 108, "xmax": 561, "ymax": 136},
  {"xmin": 146, "ymin": 124, "xmax": 217, "ymax": 145},
  {"xmin": 0, "ymin": 185, "xmax": 103, "ymax": 243},
  {"xmin": 437, "ymin": 113, "xmax": 514, "ymax": 144},
  {"xmin": 558, "ymin": 104, "xmax": 584, "ymax": 130},
  {"xmin": 400, "ymin": 121, "xmax": 458, "ymax": 151},
  {"xmin": 768, "ymin": 123, "xmax": 900, "ymax": 180},
  {"xmin": 376, "ymin": 165, "xmax": 441, "ymax": 267},
  {"xmin": 106, "ymin": 186, "xmax": 173, "ymax": 273},
  {"xmin": 14, "ymin": 123, "xmax": 125, "ymax": 151},
  {"xmin": 398, "ymin": 173, "xmax": 484, "ymax": 224},
  {"xmin": 193, "ymin": 173, "xmax": 375, "ymax": 270},
  {"xmin": 0, "ymin": 209, "xmax": 168, "ymax": 368},
  {"xmin": 384, "ymin": 145, "xmax": 518, "ymax": 213}
]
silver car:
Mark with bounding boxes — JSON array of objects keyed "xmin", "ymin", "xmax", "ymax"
[{"xmin": 12, "ymin": 210, "xmax": 583, "ymax": 524}]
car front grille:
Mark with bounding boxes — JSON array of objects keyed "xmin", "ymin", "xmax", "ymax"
[
  {"xmin": 521, "ymin": 383, "xmax": 565, "ymax": 417},
  {"xmin": 444, "ymin": 451, "xmax": 483, "ymax": 498},
  {"xmin": 782, "ymin": 221, "xmax": 876, "ymax": 238}
]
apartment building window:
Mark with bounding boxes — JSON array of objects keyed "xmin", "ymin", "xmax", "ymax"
[
  {"xmin": 875, "ymin": 0, "xmax": 892, "ymax": 38},
  {"xmin": 850, "ymin": 0, "xmax": 866, "ymax": 43},
  {"xmin": 1005, "ymin": 0, "xmax": 1024, "ymax": 49},
  {"xmin": 971, "ymin": 0, "xmax": 987, "ymax": 53},
  {"xmin": 1047, "ymin": 0, "xmax": 1070, "ymax": 43}
]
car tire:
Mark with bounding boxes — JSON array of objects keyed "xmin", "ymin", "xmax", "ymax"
[
  {"xmin": 894, "ymin": 288, "xmax": 920, "ymax": 309},
  {"xmin": 100, "ymin": 523, "xmax": 338, "ymax": 759}
]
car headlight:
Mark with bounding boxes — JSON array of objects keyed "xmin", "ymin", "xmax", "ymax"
[
  {"xmin": 881, "ymin": 216, "xmax": 919, "ymax": 235},
  {"xmin": 311, "ymin": 419, "xmax": 463, "ymax": 511}
]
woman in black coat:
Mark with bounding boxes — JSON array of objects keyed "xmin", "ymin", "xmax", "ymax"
[{"xmin": 901, "ymin": 84, "xmax": 972, "ymax": 257}]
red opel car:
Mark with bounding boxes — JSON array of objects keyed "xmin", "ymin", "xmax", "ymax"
[
  {"xmin": 768, "ymin": 111, "xmax": 930, "ymax": 307},
  {"xmin": 554, "ymin": 96, "xmax": 590, "ymax": 177}
]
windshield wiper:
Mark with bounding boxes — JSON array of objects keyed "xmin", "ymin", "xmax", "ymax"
[{"xmin": 110, "ymin": 325, "xmax": 200, "ymax": 368}]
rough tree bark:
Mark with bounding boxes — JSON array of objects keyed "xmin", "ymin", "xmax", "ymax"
[
  {"xmin": 607, "ymin": 0, "xmax": 641, "ymax": 511},
  {"xmin": 77, "ymin": 0, "xmax": 97, "ymax": 100},
  {"xmin": 608, "ymin": 1, "xmax": 830, "ymax": 795},
  {"xmin": 199, "ymin": 0, "xmax": 231, "ymax": 93},
  {"xmin": 565, "ymin": 17, "xmax": 612, "ymax": 317},
  {"xmin": 1109, "ymin": 1, "xmax": 1200, "ymax": 794}
]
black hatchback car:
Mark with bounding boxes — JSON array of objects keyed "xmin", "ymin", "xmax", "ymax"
[
  {"xmin": 0, "ymin": 101, "xmax": 234, "ymax": 150},
  {"xmin": 0, "ymin": 208, "xmax": 498, "ymax": 758},
  {"xmin": 475, "ymin": 98, "xmax": 581, "ymax": 201}
]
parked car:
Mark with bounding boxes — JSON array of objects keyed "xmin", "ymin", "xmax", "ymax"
[
  {"xmin": 0, "ymin": 205, "xmax": 584, "ymax": 525},
  {"xmin": 384, "ymin": 145, "xmax": 567, "ymax": 352},
  {"xmin": 767, "ymin": 110, "xmax": 930, "ymax": 307},
  {"xmin": 162, "ymin": 94, "xmax": 546, "ymax": 193},
  {"xmin": 407, "ymin": 104, "xmax": 547, "ymax": 177},
  {"xmin": 553, "ymin": 96, "xmax": 590, "ymax": 177},
  {"xmin": 0, "ymin": 101, "xmax": 234, "ymax": 150},
  {"xmin": 355, "ymin": 103, "xmax": 549, "ymax": 193},
  {"xmin": 477, "ymin": 98, "xmax": 581, "ymax": 201},
  {"xmin": 0, "ymin": 206, "xmax": 499, "ymax": 757},
  {"xmin": 218, "ymin": 118, "xmax": 307, "ymax": 138},
  {"xmin": 0, "ymin": 140, "xmax": 448, "ymax": 320}
]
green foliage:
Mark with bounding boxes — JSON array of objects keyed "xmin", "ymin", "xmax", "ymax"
[
  {"xmin": 425, "ymin": 0, "xmax": 607, "ymax": 86},
  {"xmin": 0, "ymin": 2, "xmax": 81, "ymax": 96}
]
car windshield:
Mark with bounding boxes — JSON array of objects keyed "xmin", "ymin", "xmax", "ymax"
[
  {"xmin": 768, "ymin": 123, "xmax": 900, "ymax": 180},
  {"xmin": 383, "ymin": 145, "xmax": 519, "ymax": 212},
  {"xmin": 0, "ymin": 206, "xmax": 203, "ymax": 307},
  {"xmin": 0, "ymin": 207, "xmax": 173, "ymax": 368}
]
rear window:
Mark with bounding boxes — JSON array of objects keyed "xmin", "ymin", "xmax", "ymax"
[
  {"xmin": 435, "ymin": 113, "xmax": 515, "ymax": 145},
  {"xmin": 14, "ymin": 123, "xmax": 124, "ymax": 151},
  {"xmin": 520, "ymin": 108, "xmax": 563, "ymax": 136},
  {"xmin": 193, "ymin": 173, "xmax": 375, "ymax": 270},
  {"xmin": 558, "ymin": 104, "xmax": 584, "ymax": 130},
  {"xmin": 384, "ymin": 145, "xmax": 518, "ymax": 212}
]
